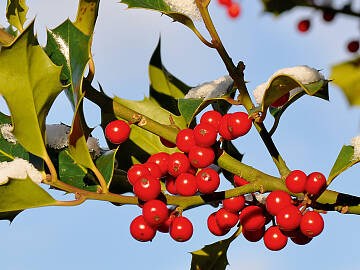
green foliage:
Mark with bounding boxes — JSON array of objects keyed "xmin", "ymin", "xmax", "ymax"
[
  {"xmin": 6, "ymin": 0, "xmax": 28, "ymax": 32},
  {"xmin": 261, "ymin": 0, "xmax": 306, "ymax": 15},
  {"xmin": 74, "ymin": 0, "xmax": 100, "ymax": 36}
]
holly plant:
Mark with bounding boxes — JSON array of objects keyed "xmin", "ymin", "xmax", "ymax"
[{"xmin": 0, "ymin": 0, "xmax": 360, "ymax": 269}]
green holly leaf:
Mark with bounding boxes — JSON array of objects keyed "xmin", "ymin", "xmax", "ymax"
[
  {"xmin": 149, "ymin": 39, "xmax": 191, "ymax": 115},
  {"xmin": 0, "ymin": 210, "xmax": 22, "ymax": 222},
  {"xmin": 328, "ymin": 145, "xmax": 360, "ymax": 186},
  {"xmin": 74, "ymin": 0, "xmax": 100, "ymax": 36},
  {"xmin": 331, "ymin": 57, "xmax": 360, "ymax": 106},
  {"xmin": 0, "ymin": 177, "xmax": 56, "ymax": 212},
  {"xmin": 96, "ymin": 149, "xmax": 118, "ymax": 187},
  {"xmin": 190, "ymin": 228, "xmax": 241, "ymax": 270},
  {"xmin": 261, "ymin": 0, "xmax": 306, "ymax": 15},
  {"xmin": 108, "ymin": 169, "xmax": 133, "ymax": 194},
  {"xmin": 6, "ymin": 0, "xmax": 29, "ymax": 32},
  {"xmin": 44, "ymin": 19, "xmax": 91, "ymax": 108},
  {"xmin": 0, "ymin": 22, "xmax": 63, "ymax": 161}
]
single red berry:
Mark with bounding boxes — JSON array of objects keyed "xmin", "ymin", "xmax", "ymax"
[
  {"xmin": 297, "ymin": 19, "xmax": 311, "ymax": 33},
  {"xmin": 144, "ymin": 162, "xmax": 162, "ymax": 179},
  {"xmin": 276, "ymin": 205, "xmax": 302, "ymax": 231},
  {"xmin": 207, "ymin": 212, "xmax": 230, "ymax": 236},
  {"xmin": 127, "ymin": 164, "xmax": 150, "ymax": 185},
  {"xmin": 347, "ymin": 40, "xmax": 359, "ymax": 53},
  {"xmin": 242, "ymin": 226, "xmax": 265, "ymax": 242},
  {"xmin": 322, "ymin": 9, "xmax": 336, "ymax": 22},
  {"xmin": 130, "ymin": 215, "xmax": 156, "ymax": 242},
  {"xmin": 217, "ymin": 0, "xmax": 232, "ymax": 7},
  {"xmin": 188, "ymin": 145, "xmax": 215, "ymax": 168},
  {"xmin": 147, "ymin": 152, "xmax": 170, "ymax": 176},
  {"xmin": 290, "ymin": 229, "xmax": 312, "ymax": 245},
  {"xmin": 133, "ymin": 175, "xmax": 161, "ymax": 201},
  {"xmin": 223, "ymin": 195, "xmax": 246, "ymax": 213},
  {"xmin": 176, "ymin": 129, "xmax": 196, "ymax": 153},
  {"xmin": 195, "ymin": 168, "xmax": 220, "ymax": 194},
  {"xmin": 300, "ymin": 211, "xmax": 324, "ymax": 237},
  {"xmin": 234, "ymin": 175, "xmax": 249, "ymax": 186},
  {"xmin": 305, "ymin": 172, "xmax": 326, "ymax": 196},
  {"xmin": 160, "ymin": 137, "xmax": 176, "ymax": 148},
  {"xmin": 157, "ymin": 214, "xmax": 175, "ymax": 233},
  {"xmin": 227, "ymin": 3, "xmax": 241, "ymax": 18},
  {"xmin": 270, "ymin": 92, "xmax": 290, "ymax": 108},
  {"xmin": 193, "ymin": 123, "xmax": 218, "ymax": 147},
  {"xmin": 266, "ymin": 190, "xmax": 292, "ymax": 216},
  {"xmin": 105, "ymin": 120, "xmax": 131, "ymax": 144},
  {"xmin": 227, "ymin": 112, "xmax": 252, "ymax": 138},
  {"xmin": 170, "ymin": 216, "xmax": 193, "ymax": 242},
  {"xmin": 167, "ymin": 152, "xmax": 190, "ymax": 177},
  {"xmin": 175, "ymin": 173, "xmax": 198, "ymax": 196},
  {"xmin": 263, "ymin": 226, "xmax": 288, "ymax": 251},
  {"xmin": 215, "ymin": 208, "xmax": 239, "ymax": 230},
  {"xmin": 142, "ymin": 200, "xmax": 169, "ymax": 227},
  {"xmin": 165, "ymin": 175, "xmax": 177, "ymax": 195},
  {"xmin": 239, "ymin": 206, "xmax": 266, "ymax": 231},
  {"xmin": 200, "ymin": 110, "xmax": 223, "ymax": 131},
  {"xmin": 218, "ymin": 113, "xmax": 235, "ymax": 140},
  {"xmin": 286, "ymin": 170, "xmax": 307, "ymax": 193}
]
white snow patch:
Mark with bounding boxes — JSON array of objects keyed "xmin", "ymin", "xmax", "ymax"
[
  {"xmin": 0, "ymin": 158, "xmax": 43, "ymax": 185},
  {"xmin": 184, "ymin": 75, "xmax": 234, "ymax": 100},
  {"xmin": 253, "ymin": 65, "xmax": 325, "ymax": 105},
  {"xmin": 164, "ymin": 0, "xmax": 201, "ymax": 21},
  {"xmin": 255, "ymin": 193, "xmax": 267, "ymax": 204},
  {"xmin": 351, "ymin": 135, "xmax": 360, "ymax": 160},
  {"xmin": 1, "ymin": 124, "xmax": 17, "ymax": 144}
]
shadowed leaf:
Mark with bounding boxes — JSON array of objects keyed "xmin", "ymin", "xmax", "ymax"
[
  {"xmin": 6, "ymin": 0, "xmax": 28, "ymax": 32},
  {"xmin": 261, "ymin": 0, "xmax": 306, "ymax": 15},
  {"xmin": 0, "ymin": 210, "xmax": 22, "ymax": 222}
]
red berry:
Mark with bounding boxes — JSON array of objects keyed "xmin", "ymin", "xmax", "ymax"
[
  {"xmin": 170, "ymin": 216, "xmax": 193, "ymax": 242},
  {"xmin": 165, "ymin": 175, "xmax": 177, "ymax": 195},
  {"xmin": 234, "ymin": 175, "xmax": 249, "ymax": 186},
  {"xmin": 167, "ymin": 152, "xmax": 190, "ymax": 177},
  {"xmin": 144, "ymin": 162, "xmax": 162, "ymax": 179},
  {"xmin": 239, "ymin": 206, "xmax": 266, "ymax": 231},
  {"xmin": 218, "ymin": 0, "xmax": 232, "ymax": 7},
  {"xmin": 215, "ymin": 208, "xmax": 239, "ymax": 230},
  {"xmin": 270, "ymin": 92, "xmax": 290, "ymax": 108},
  {"xmin": 130, "ymin": 215, "xmax": 156, "ymax": 242},
  {"xmin": 188, "ymin": 145, "xmax": 215, "ymax": 168},
  {"xmin": 322, "ymin": 9, "xmax": 336, "ymax": 22},
  {"xmin": 133, "ymin": 175, "xmax": 161, "ymax": 201},
  {"xmin": 297, "ymin": 19, "xmax": 310, "ymax": 33},
  {"xmin": 175, "ymin": 173, "xmax": 198, "ymax": 196},
  {"xmin": 305, "ymin": 172, "xmax": 326, "ymax": 196},
  {"xmin": 266, "ymin": 190, "xmax": 292, "ymax": 216},
  {"xmin": 227, "ymin": 112, "xmax": 252, "ymax": 138},
  {"xmin": 147, "ymin": 152, "xmax": 170, "ymax": 176},
  {"xmin": 200, "ymin": 110, "xmax": 223, "ymax": 131},
  {"xmin": 242, "ymin": 226, "xmax": 265, "ymax": 242},
  {"xmin": 207, "ymin": 212, "xmax": 230, "ymax": 236},
  {"xmin": 105, "ymin": 120, "xmax": 131, "ymax": 144},
  {"xmin": 276, "ymin": 205, "xmax": 302, "ymax": 231},
  {"xmin": 286, "ymin": 170, "xmax": 307, "ymax": 193},
  {"xmin": 300, "ymin": 211, "xmax": 324, "ymax": 237},
  {"xmin": 218, "ymin": 113, "xmax": 235, "ymax": 140},
  {"xmin": 176, "ymin": 129, "xmax": 196, "ymax": 153},
  {"xmin": 157, "ymin": 214, "xmax": 175, "ymax": 233},
  {"xmin": 227, "ymin": 3, "xmax": 241, "ymax": 18},
  {"xmin": 127, "ymin": 164, "xmax": 150, "ymax": 185},
  {"xmin": 160, "ymin": 137, "xmax": 176, "ymax": 148},
  {"xmin": 290, "ymin": 229, "xmax": 312, "ymax": 245},
  {"xmin": 193, "ymin": 123, "xmax": 218, "ymax": 147},
  {"xmin": 347, "ymin": 40, "xmax": 359, "ymax": 53},
  {"xmin": 263, "ymin": 226, "xmax": 288, "ymax": 251},
  {"xmin": 223, "ymin": 195, "xmax": 245, "ymax": 213},
  {"xmin": 195, "ymin": 168, "xmax": 220, "ymax": 194},
  {"xmin": 142, "ymin": 200, "xmax": 169, "ymax": 227}
]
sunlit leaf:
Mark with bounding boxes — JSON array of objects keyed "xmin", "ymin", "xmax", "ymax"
[
  {"xmin": 97, "ymin": 149, "xmax": 118, "ymax": 187},
  {"xmin": 6, "ymin": 0, "xmax": 28, "ymax": 32},
  {"xmin": 74, "ymin": 0, "xmax": 100, "ymax": 36}
]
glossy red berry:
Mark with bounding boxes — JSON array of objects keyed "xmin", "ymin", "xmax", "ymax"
[
  {"xmin": 322, "ymin": 9, "xmax": 336, "ymax": 22},
  {"xmin": 147, "ymin": 152, "xmax": 170, "ymax": 176},
  {"xmin": 142, "ymin": 200, "xmax": 169, "ymax": 227},
  {"xmin": 347, "ymin": 40, "xmax": 359, "ymax": 53},
  {"xmin": 127, "ymin": 164, "xmax": 150, "ymax": 185},
  {"xmin": 218, "ymin": 113, "xmax": 235, "ymax": 140},
  {"xmin": 290, "ymin": 229, "xmax": 312, "ymax": 245},
  {"xmin": 218, "ymin": 0, "xmax": 232, "ymax": 7},
  {"xmin": 170, "ymin": 216, "xmax": 193, "ymax": 242},
  {"xmin": 297, "ymin": 19, "xmax": 310, "ymax": 33},
  {"xmin": 266, "ymin": 190, "xmax": 292, "ymax": 216},
  {"xmin": 207, "ymin": 212, "xmax": 230, "ymax": 236},
  {"xmin": 105, "ymin": 120, "xmax": 131, "ymax": 144},
  {"xmin": 130, "ymin": 215, "xmax": 156, "ymax": 242},
  {"xmin": 242, "ymin": 226, "xmax": 265, "ymax": 242},
  {"xmin": 188, "ymin": 145, "xmax": 215, "ymax": 168},
  {"xmin": 160, "ymin": 137, "xmax": 176, "ymax": 148},
  {"xmin": 263, "ymin": 226, "xmax": 288, "ymax": 251},
  {"xmin": 175, "ymin": 173, "xmax": 198, "ymax": 196},
  {"xmin": 167, "ymin": 152, "xmax": 190, "ymax": 177},
  {"xmin": 165, "ymin": 175, "xmax": 177, "ymax": 195},
  {"xmin": 300, "ymin": 211, "xmax": 324, "ymax": 237},
  {"xmin": 200, "ymin": 110, "xmax": 223, "ymax": 131},
  {"xmin": 305, "ymin": 172, "xmax": 326, "ymax": 195},
  {"xmin": 276, "ymin": 205, "xmax": 302, "ymax": 231},
  {"xmin": 133, "ymin": 175, "xmax": 161, "ymax": 201},
  {"xmin": 271, "ymin": 92, "xmax": 290, "ymax": 108},
  {"xmin": 223, "ymin": 195, "xmax": 245, "ymax": 213},
  {"xmin": 193, "ymin": 123, "xmax": 218, "ymax": 147},
  {"xmin": 239, "ymin": 206, "xmax": 266, "ymax": 231},
  {"xmin": 157, "ymin": 214, "xmax": 175, "ymax": 233},
  {"xmin": 215, "ymin": 208, "xmax": 239, "ymax": 230},
  {"xmin": 143, "ymin": 162, "xmax": 162, "ymax": 179},
  {"xmin": 176, "ymin": 129, "xmax": 196, "ymax": 153},
  {"xmin": 227, "ymin": 3, "xmax": 241, "ymax": 18},
  {"xmin": 227, "ymin": 112, "xmax": 252, "ymax": 138},
  {"xmin": 234, "ymin": 175, "xmax": 249, "ymax": 186},
  {"xmin": 195, "ymin": 168, "xmax": 220, "ymax": 194},
  {"xmin": 286, "ymin": 170, "xmax": 307, "ymax": 193}
]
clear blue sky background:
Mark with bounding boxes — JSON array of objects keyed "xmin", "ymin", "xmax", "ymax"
[{"xmin": 1, "ymin": 0, "xmax": 360, "ymax": 269}]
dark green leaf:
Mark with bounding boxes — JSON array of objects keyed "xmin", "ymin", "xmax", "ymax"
[
  {"xmin": 108, "ymin": 169, "xmax": 133, "ymax": 194},
  {"xmin": 0, "ymin": 210, "xmax": 22, "ymax": 222},
  {"xmin": 96, "ymin": 149, "xmax": 118, "ymax": 187},
  {"xmin": 6, "ymin": 0, "xmax": 28, "ymax": 32},
  {"xmin": 261, "ymin": 0, "xmax": 306, "ymax": 15}
]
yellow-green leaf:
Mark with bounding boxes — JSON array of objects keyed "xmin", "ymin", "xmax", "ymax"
[
  {"xmin": 74, "ymin": 0, "xmax": 100, "ymax": 36},
  {"xmin": 6, "ymin": 0, "xmax": 28, "ymax": 32}
]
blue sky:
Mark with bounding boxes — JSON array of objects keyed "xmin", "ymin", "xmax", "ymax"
[{"xmin": 1, "ymin": 0, "xmax": 360, "ymax": 269}]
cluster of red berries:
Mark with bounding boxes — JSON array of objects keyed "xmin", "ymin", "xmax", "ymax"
[{"xmin": 217, "ymin": 0, "xmax": 241, "ymax": 19}]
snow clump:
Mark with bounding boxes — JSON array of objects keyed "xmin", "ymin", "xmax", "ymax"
[
  {"xmin": 0, "ymin": 158, "xmax": 43, "ymax": 185},
  {"xmin": 163, "ymin": 0, "xmax": 202, "ymax": 21},
  {"xmin": 0, "ymin": 124, "xmax": 17, "ymax": 144}
]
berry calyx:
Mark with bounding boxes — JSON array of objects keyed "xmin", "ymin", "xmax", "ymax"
[
  {"xmin": 305, "ymin": 172, "xmax": 326, "ymax": 196},
  {"xmin": 300, "ymin": 211, "xmax": 324, "ymax": 237},
  {"xmin": 105, "ymin": 120, "xmax": 131, "ymax": 144},
  {"xmin": 223, "ymin": 195, "xmax": 245, "ymax": 213},
  {"xmin": 263, "ymin": 226, "xmax": 288, "ymax": 251},
  {"xmin": 286, "ymin": 170, "xmax": 307, "ymax": 193},
  {"xmin": 167, "ymin": 152, "xmax": 190, "ymax": 177},
  {"xmin": 193, "ymin": 123, "xmax": 218, "ymax": 147},
  {"xmin": 271, "ymin": 92, "xmax": 290, "ymax": 108},
  {"xmin": 147, "ymin": 152, "xmax": 170, "ymax": 176},
  {"xmin": 175, "ymin": 173, "xmax": 198, "ymax": 196},
  {"xmin": 215, "ymin": 208, "xmax": 239, "ymax": 230},
  {"xmin": 239, "ymin": 206, "xmax": 266, "ymax": 231},
  {"xmin": 130, "ymin": 215, "xmax": 156, "ymax": 242},
  {"xmin": 347, "ymin": 40, "xmax": 359, "ymax": 53},
  {"xmin": 188, "ymin": 145, "xmax": 215, "ymax": 168},
  {"xmin": 266, "ymin": 190, "xmax": 292, "ymax": 216},
  {"xmin": 227, "ymin": 3, "xmax": 241, "ymax": 18},
  {"xmin": 200, "ymin": 110, "xmax": 223, "ymax": 131},
  {"xmin": 133, "ymin": 175, "xmax": 161, "ymax": 201},
  {"xmin": 207, "ymin": 212, "xmax": 230, "ymax": 236},
  {"xmin": 142, "ymin": 200, "xmax": 169, "ymax": 227},
  {"xmin": 276, "ymin": 205, "xmax": 302, "ymax": 231},
  {"xmin": 227, "ymin": 112, "xmax": 252, "ymax": 138},
  {"xmin": 176, "ymin": 129, "xmax": 196, "ymax": 153},
  {"xmin": 170, "ymin": 216, "xmax": 193, "ymax": 242},
  {"xmin": 297, "ymin": 19, "xmax": 310, "ymax": 33},
  {"xmin": 195, "ymin": 168, "xmax": 220, "ymax": 194}
]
